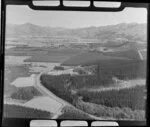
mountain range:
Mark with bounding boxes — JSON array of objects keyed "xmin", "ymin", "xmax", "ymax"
[{"xmin": 6, "ymin": 23, "xmax": 147, "ymax": 43}]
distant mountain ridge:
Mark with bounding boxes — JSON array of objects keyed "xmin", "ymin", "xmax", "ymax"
[{"xmin": 6, "ymin": 23, "xmax": 147, "ymax": 43}]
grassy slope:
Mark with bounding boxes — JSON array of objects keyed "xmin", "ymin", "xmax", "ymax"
[
  {"xmin": 62, "ymin": 48, "xmax": 147, "ymax": 66},
  {"xmin": 25, "ymin": 48, "xmax": 84, "ymax": 63},
  {"xmin": 62, "ymin": 51, "xmax": 131, "ymax": 66},
  {"xmin": 4, "ymin": 104, "xmax": 51, "ymax": 118},
  {"xmin": 6, "ymin": 47, "xmax": 85, "ymax": 62},
  {"xmin": 104, "ymin": 50, "xmax": 141, "ymax": 60}
]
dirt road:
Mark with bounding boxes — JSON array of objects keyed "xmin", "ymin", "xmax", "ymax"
[{"xmin": 35, "ymin": 73, "xmax": 113, "ymax": 120}]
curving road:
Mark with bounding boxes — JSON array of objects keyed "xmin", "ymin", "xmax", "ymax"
[
  {"xmin": 34, "ymin": 73, "xmax": 67, "ymax": 119},
  {"xmin": 35, "ymin": 73, "xmax": 113, "ymax": 120}
]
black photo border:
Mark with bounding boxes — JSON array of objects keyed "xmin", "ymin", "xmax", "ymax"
[{"xmin": 0, "ymin": 0, "xmax": 149, "ymax": 126}]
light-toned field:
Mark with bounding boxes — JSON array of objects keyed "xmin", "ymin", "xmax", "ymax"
[
  {"xmin": 24, "ymin": 96, "xmax": 63, "ymax": 113},
  {"xmin": 5, "ymin": 56, "xmax": 30, "ymax": 65},
  {"xmin": 6, "ymin": 40, "xmax": 27, "ymax": 45},
  {"xmin": 4, "ymin": 96, "xmax": 63, "ymax": 114},
  {"xmin": 5, "ymin": 46, "xmax": 16, "ymax": 49},
  {"xmin": 10, "ymin": 74, "xmax": 35, "ymax": 87}
]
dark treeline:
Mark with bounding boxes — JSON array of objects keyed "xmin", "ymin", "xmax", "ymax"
[
  {"xmin": 40, "ymin": 74, "xmax": 73, "ymax": 103},
  {"xmin": 4, "ymin": 104, "xmax": 51, "ymax": 118},
  {"xmin": 11, "ymin": 87, "xmax": 42, "ymax": 101},
  {"xmin": 40, "ymin": 74, "xmax": 114, "ymax": 92},
  {"xmin": 78, "ymin": 85, "xmax": 146, "ymax": 110},
  {"xmin": 58, "ymin": 106, "xmax": 92, "ymax": 120},
  {"xmin": 92, "ymin": 60, "xmax": 146, "ymax": 80}
]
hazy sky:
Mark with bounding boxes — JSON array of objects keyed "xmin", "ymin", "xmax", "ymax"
[{"xmin": 6, "ymin": 5, "xmax": 147, "ymax": 28}]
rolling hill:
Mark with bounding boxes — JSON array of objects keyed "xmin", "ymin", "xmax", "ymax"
[{"xmin": 6, "ymin": 23, "xmax": 147, "ymax": 43}]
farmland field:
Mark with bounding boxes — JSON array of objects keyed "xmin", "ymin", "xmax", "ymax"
[
  {"xmin": 4, "ymin": 42, "xmax": 147, "ymax": 121},
  {"xmin": 4, "ymin": 46, "xmax": 85, "ymax": 97},
  {"xmin": 25, "ymin": 48, "xmax": 85, "ymax": 63},
  {"xmin": 6, "ymin": 46, "xmax": 85, "ymax": 63},
  {"xmin": 62, "ymin": 51, "xmax": 131, "ymax": 66},
  {"xmin": 4, "ymin": 104, "xmax": 51, "ymax": 118}
]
